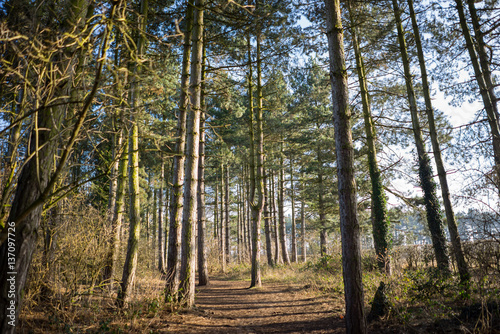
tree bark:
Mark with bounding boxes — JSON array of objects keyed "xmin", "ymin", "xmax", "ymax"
[
  {"xmin": 117, "ymin": 0, "xmax": 148, "ymax": 307},
  {"xmin": 220, "ymin": 164, "xmax": 226, "ymax": 272},
  {"xmin": 103, "ymin": 133, "xmax": 127, "ymax": 290},
  {"xmin": 197, "ymin": 51, "xmax": 209, "ymax": 285},
  {"xmin": 271, "ymin": 169, "xmax": 281, "ymax": 264},
  {"xmin": 300, "ymin": 195, "xmax": 306, "ymax": 263},
  {"xmin": 324, "ymin": 0, "xmax": 367, "ymax": 332},
  {"xmin": 264, "ymin": 171, "xmax": 274, "ymax": 266},
  {"xmin": 279, "ymin": 142, "xmax": 290, "ymax": 265},
  {"xmin": 225, "ymin": 165, "xmax": 230, "ymax": 265},
  {"xmin": 166, "ymin": 0, "xmax": 194, "ymax": 299},
  {"xmin": 250, "ymin": 31, "xmax": 265, "ymax": 288},
  {"xmin": 178, "ymin": 0, "xmax": 204, "ymax": 307},
  {"xmin": 290, "ymin": 158, "xmax": 297, "ymax": 263},
  {"xmin": 158, "ymin": 158, "xmax": 166, "ymax": 273}
]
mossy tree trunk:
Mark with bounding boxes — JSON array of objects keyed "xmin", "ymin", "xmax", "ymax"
[
  {"xmin": 455, "ymin": 0, "xmax": 500, "ymax": 186},
  {"xmin": 392, "ymin": 0, "xmax": 450, "ymax": 273},
  {"xmin": 0, "ymin": 0, "xmax": 108, "ymax": 330},
  {"xmin": 407, "ymin": 0, "xmax": 469, "ymax": 282},
  {"xmin": 347, "ymin": 0, "xmax": 391, "ymax": 273},
  {"xmin": 118, "ymin": 0, "xmax": 148, "ymax": 307}
]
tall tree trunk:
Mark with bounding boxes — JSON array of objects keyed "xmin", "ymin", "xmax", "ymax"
[
  {"xmin": 225, "ymin": 166, "xmax": 230, "ymax": 265},
  {"xmin": 301, "ymin": 196, "xmax": 306, "ymax": 263},
  {"xmin": 237, "ymin": 183, "xmax": 242, "ymax": 262},
  {"xmin": 166, "ymin": 0, "xmax": 194, "ymax": 299},
  {"xmin": 197, "ymin": 50, "xmax": 209, "ymax": 285},
  {"xmin": 158, "ymin": 158, "xmax": 166, "ymax": 273},
  {"xmin": 279, "ymin": 142, "xmax": 290, "ymax": 265},
  {"xmin": 250, "ymin": 31, "xmax": 265, "ymax": 288},
  {"xmin": 214, "ymin": 179, "xmax": 219, "ymax": 238},
  {"xmin": 264, "ymin": 171, "xmax": 274, "ymax": 266},
  {"xmin": 408, "ymin": 0, "xmax": 469, "ymax": 282},
  {"xmin": 347, "ymin": 1, "xmax": 391, "ymax": 273},
  {"xmin": 179, "ymin": 0, "xmax": 204, "ymax": 307},
  {"xmin": 454, "ymin": 0, "xmax": 500, "ymax": 185},
  {"xmin": 324, "ymin": 0, "xmax": 367, "ymax": 332},
  {"xmin": 290, "ymin": 158, "xmax": 297, "ymax": 263},
  {"xmin": 271, "ymin": 169, "xmax": 281, "ymax": 264},
  {"xmin": 117, "ymin": 0, "xmax": 148, "ymax": 307},
  {"xmin": 220, "ymin": 164, "xmax": 226, "ymax": 272},
  {"xmin": 392, "ymin": 0, "xmax": 450, "ymax": 273},
  {"xmin": 152, "ymin": 187, "xmax": 157, "ymax": 267}
]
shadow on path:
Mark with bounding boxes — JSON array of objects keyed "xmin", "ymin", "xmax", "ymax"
[{"xmin": 162, "ymin": 279, "xmax": 345, "ymax": 333}]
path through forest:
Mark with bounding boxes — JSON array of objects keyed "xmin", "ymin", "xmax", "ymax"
[{"xmin": 160, "ymin": 278, "xmax": 346, "ymax": 333}]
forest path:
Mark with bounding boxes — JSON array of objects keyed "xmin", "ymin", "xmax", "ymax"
[{"xmin": 160, "ymin": 278, "xmax": 346, "ymax": 333}]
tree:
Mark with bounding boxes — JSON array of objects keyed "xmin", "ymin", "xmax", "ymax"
[
  {"xmin": 166, "ymin": 0, "xmax": 194, "ymax": 300},
  {"xmin": 197, "ymin": 44, "xmax": 209, "ymax": 286},
  {"xmin": 0, "ymin": 0, "xmax": 114, "ymax": 330},
  {"xmin": 324, "ymin": 0, "xmax": 367, "ymax": 332},
  {"xmin": 178, "ymin": 0, "xmax": 204, "ymax": 307},
  {"xmin": 454, "ymin": 0, "xmax": 500, "ymax": 187},
  {"xmin": 407, "ymin": 0, "xmax": 469, "ymax": 282},
  {"xmin": 392, "ymin": 0, "xmax": 450, "ymax": 273},
  {"xmin": 118, "ymin": 0, "xmax": 149, "ymax": 308},
  {"xmin": 347, "ymin": 0, "xmax": 391, "ymax": 273}
]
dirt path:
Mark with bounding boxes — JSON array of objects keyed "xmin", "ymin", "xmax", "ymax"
[{"xmin": 159, "ymin": 279, "xmax": 346, "ymax": 333}]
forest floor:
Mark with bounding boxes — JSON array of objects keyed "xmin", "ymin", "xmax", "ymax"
[
  {"xmin": 153, "ymin": 278, "xmax": 346, "ymax": 333},
  {"xmin": 19, "ymin": 273, "xmax": 499, "ymax": 333}
]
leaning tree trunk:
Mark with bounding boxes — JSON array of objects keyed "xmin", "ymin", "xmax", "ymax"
[
  {"xmin": 407, "ymin": 0, "xmax": 469, "ymax": 282},
  {"xmin": 454, "ymin": 0, "xmax": 500, "ymax": 186},
  {"xmin": 0, "ymin": 0, "xmax": 110, "ymax": 330},
  {"xmin": 324, "ymin": 0, "xmax": 367, "ymax": 332},
  {"xmin": 392, "ymin": 0, "xmax": 450, "ymax": 273},
  {"xmin": 347, "ymin": 0, "xmax": 391, "ymax": 273},
  {"xmin": 166, "ymin": 0, "xmax": 194, "ymax": 300},
  {"xmin": 178, "ymin": 0, "xmax": 204, "ymax": 308}
]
